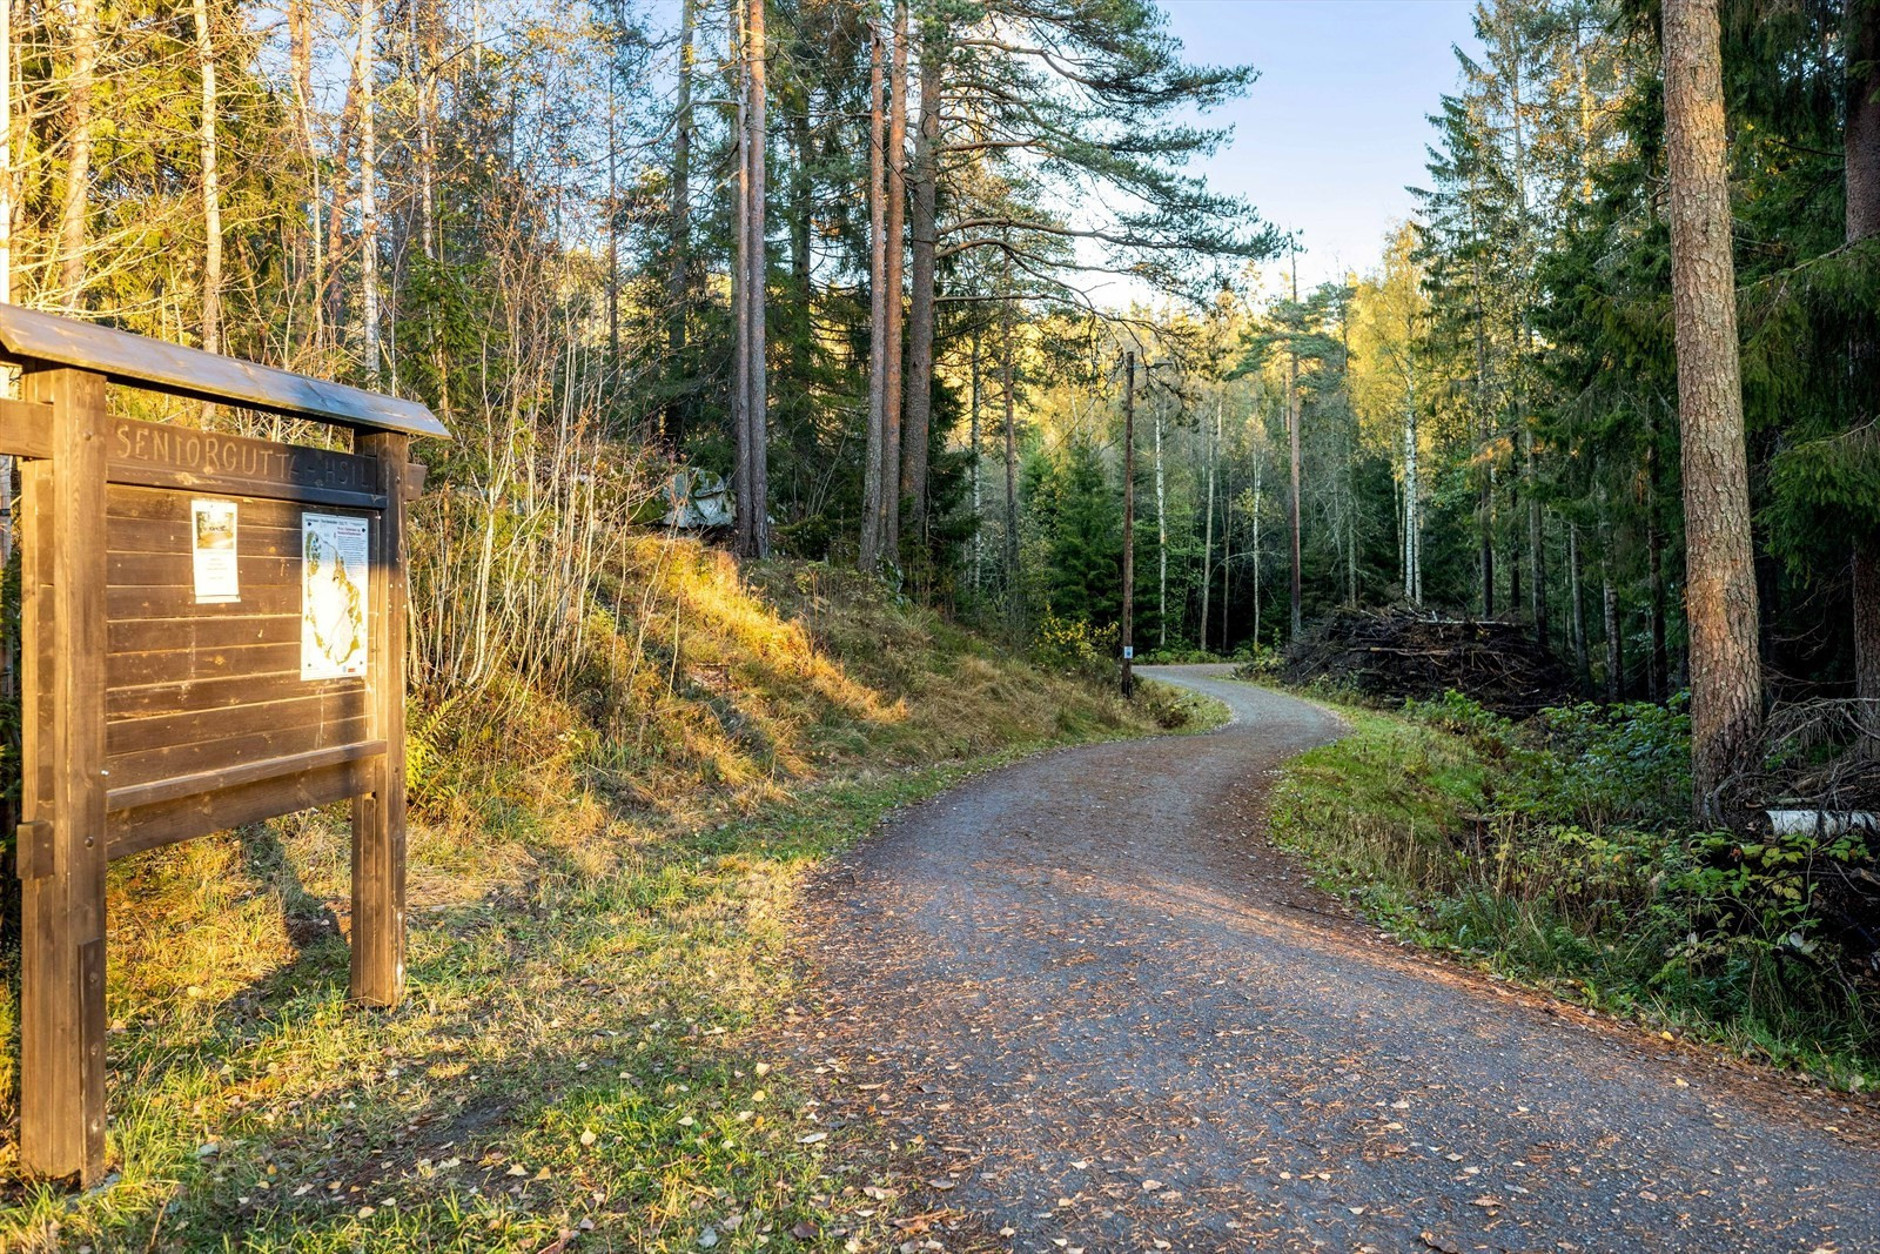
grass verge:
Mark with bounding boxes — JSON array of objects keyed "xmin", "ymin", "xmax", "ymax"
[{"xmin": 1262, "ymin": 686, "xmax": 1880, "ymax": 1092}]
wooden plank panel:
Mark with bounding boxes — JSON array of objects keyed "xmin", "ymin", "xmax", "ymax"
[
  {"xmin": 107, "ymin": 550, "xmax": 301, "ymax": 589},
  {"xmin": 105, "ymin": 739, "xmax": 386, "ymax": 813},
  {"xmin": 109, "ymin": 641, "xmax": 301, "ymax": 687},
  {"xmin": 109, "ymin": 582, "xmax": 302, "ymax": 620},
  {"xmin": 104, "ymin": 716, "xmax": 373, "ymax": 790},
  {"xmin": 0, "ymin": 396, "xmax": 53, "ymax": 458},
  {"xmin": 108, "ymin": 756, "xmax": 386, "ymax": 861},
  {"xmin": 0, "ymin": 303, "xmax": 447, "ymax": 437},
  {"xmin": 106, "ymin": 485, "xmax": 316, "ymax": 526},
  {"xmin": 108, "ymin": 613, "xmax": 300, "ymax": 655},
  {"xmin": 106, "ymin": 690, "xmax": 367, "ymax": 757},
  {"xmin": 107, "ymin": 515, "xmax": 300, "ymax": 556},
  {"xmin": 107, "ymin": 670, "xmax": 360, "ymax": 718}
]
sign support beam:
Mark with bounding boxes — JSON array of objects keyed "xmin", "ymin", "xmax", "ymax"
[
  {"xmin": 19, "ymin": 367, "xmax": 110, "ymax": 1184},
  {"xmin": 350, "ymin": 431, "xmax": 410, "ymax": 1007}
]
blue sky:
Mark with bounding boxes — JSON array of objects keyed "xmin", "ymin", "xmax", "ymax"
[{"xmin": 1158, "ymin": 0, "xmax": 1484, "ymax": 291}]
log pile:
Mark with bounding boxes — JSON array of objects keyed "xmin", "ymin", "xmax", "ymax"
[{"xmin": 1281, "ymin": 607, "xmax": 1578, "ymax": 717}]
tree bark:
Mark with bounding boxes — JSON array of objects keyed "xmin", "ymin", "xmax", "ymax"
[
  {"xmin": 1647, "ymin": 438, "xmax": 1671, "ymax": 701},
  {"xmin": 58, "ymin": 0, "xmax": 98, "ymax": 309},
  {"xmin": 860, "ymin": 21, "xmax": 888, "ymax": 571},
  {"xmin": 325, "ymin": 44, "xmax": 363, "ymax": 336},
  {"xmin": 970, "ymin": 323, "xmax": 982, "ymax": 589},
  {"xmin": 729, "ymin": 0, "xmax": 748, "ymax": 539},
  {"xmin": 1288, "ymin": 260, "xmax": 1303, "ymax": 641},
  {"xmin": 193, "ymin": 0, "xmax": 223, "ymax": 356},
  {"xmin": 1001, "ymin": 303, "xmax": 1019, "ymax": 601},
  {"xmin": 902, "ymin": 17, "xmax": 942, "ymax": 552},
  {"xmin": 1200, "ymin": 398, "xmax": 1217, "ymax": 652},
  {"xmin": 1846, "ymin": 0, "xmax": 1880, "ymax": 751},
  {"xmin": 1527, "ymin": 436, "xmax": 1548, "ymax": 647},
  {"xmin": 359, "ymin": 0, "xmax": 380, "ymax": 387},
  {"xmin": 1, "ymin": 0, "xmax": 13, "ymax": 307},
  {"xmin": 739, "ymin": 0, "xmax": 769, "ymax": 558},
  {"xmin": 879, "ymin": 0, "xmax": 909, "ymax": 567},
  {"xmin": 1404, "ymin": 386, "xmax": 1421, "ymax": 603},
  {"xmin": 1121, "ymin": 350, "xmax": 1136, "ymax": 695},
  {"xmin": 1154, "ymin": 396, "xmax": 1167, "ymax": 649},
  {"xmin": 1603, "ymin": 545, "xmax": 1623, "ymax": 701},
  {"xmin": 1569, "ymin": 521, "xmax": 1591, "ymax": 694},
  {"xmin": 665, "ymin": 0, "xmax": 694, "ymax": 444},
  {"xmin": 1662, "ymin": 0, "xmax": 1764, "ymax": 819}
]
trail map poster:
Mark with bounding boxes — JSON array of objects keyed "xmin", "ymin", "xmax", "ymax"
[
  {"xmin": 191, "ymin": 498, "xmax": 240, "ymax": 603},
  {"xmin": 301, "ymin": 512, "xmax": 370, "ymax": 680}
]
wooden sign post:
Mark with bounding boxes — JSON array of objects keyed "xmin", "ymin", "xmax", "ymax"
[{"xmin": 0, "ymin": 306, "xmax": 447, "ymax": 1185}]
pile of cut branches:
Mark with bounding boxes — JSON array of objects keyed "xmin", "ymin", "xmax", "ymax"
[{"xmin": 1282, "ymin": 607, "xmax": 1577, "ymax": 717}]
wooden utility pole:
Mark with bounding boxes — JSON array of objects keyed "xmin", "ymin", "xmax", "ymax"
[
  {"xmin": 1288, "ymin": 246, "xmax": 1303, "ymax": 641},
  {"xmin": 1121, "ymin": 350, "xmax": 1136, "ymax": 696},
  {"xmin": 1662, "ymin": 0, "xmax": 1764, "ymax": 819}
]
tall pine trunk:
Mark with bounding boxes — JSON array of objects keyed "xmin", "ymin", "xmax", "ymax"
[
  {"xmin": 1200, "ymin": 398, "xmax": 1217, "ymax": 651},
  {"xmin": 1154, "ymin": 399, "xmax": 1167, "ymax": 649},
  {"xmin": 1569, "ymin": 521, "xmax": 1591, "ymax": 694},
  {"xmin": 666, "ymin": 0, "xmax": 694, "ymax": 444},
  {"xmin": 1846, "ymin": 0, "xmax": 1880, "ymax": 752},
  {"xmin": 359, "ymin": 0, "xmax": 380, "ymax": 387},
  {"xmin": 289, "ymin": 0, "xmax": 324, "ymax": 350},
  {"xmin": 193, "ymin": 0, "xmax": 222, "ymax": 356},
  {"xmin": 1602, "ymin": 522, "xmax": 1624, "ymax": 702},
  {"xmin": 970, "ymin": 325, "xmax": 982, "ymax": 589},
  {"xmin": 879, "ymin": 0, "xmax": 909, "ymax": 567},
  {"xmin": 1662, "ymin": 0, "xmax": 1764, "ymax": 819},
  {"xmin": 902, "ymin": 21, "xmax": 942, "ymax": 554},
  {"xmin": 729, "ymin": 0, "xmax": 748, "ymax": 529},
  {"xmin": 859, "ymin": 22, "xmax": 888, "ymax": 570},
  {"xmin": 1287, "ymin": 261, "xmax": 1302, "ymax": 640},
  {"xmin": 738, "ymin": 0, "xmax": 769, "ymax": 558},
  {"xmin": 1001, "ymin": 303, "xmax": 1019, "ymax": 603}
]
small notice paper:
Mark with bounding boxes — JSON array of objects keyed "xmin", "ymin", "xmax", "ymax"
[
  {"xmin": 191, "ymin": 499, "xmax": 240, "ymax": 603},
  {"xmin": 301, "ymin": 512, "xmax": 371, "ymax": 680}
]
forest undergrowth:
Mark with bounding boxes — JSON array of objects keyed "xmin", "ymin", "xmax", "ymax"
[
  {"xmin": 1266, "ymin": 683, "xmax": 1880, "ymax": 1091},
  {"xmin": 0, "ymin": 542, "xmax": 1218, "ymax": 1252}
]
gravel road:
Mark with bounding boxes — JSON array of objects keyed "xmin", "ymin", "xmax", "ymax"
[{"xmin": 789, "ymin": 665, "xmax": 1880, "ymax": 1253}]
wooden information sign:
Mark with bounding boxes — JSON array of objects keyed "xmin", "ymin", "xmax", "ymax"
[{"xmin": 0, "ymin": 305, "xmax": 448, "ymax": 1185}]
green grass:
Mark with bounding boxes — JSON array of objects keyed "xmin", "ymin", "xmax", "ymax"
[
  {"xmin": 1261, "ymin": 685, "xmax": 1880, "ymax": 1091},
  {"xmin": 1, "ymin": 549, "xmax": 1222, "ymax": 1251}
]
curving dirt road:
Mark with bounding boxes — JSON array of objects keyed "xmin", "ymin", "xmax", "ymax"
[{"xmin": 790, "ymin": 666, "xmax": 1880, "ymax": 1253}]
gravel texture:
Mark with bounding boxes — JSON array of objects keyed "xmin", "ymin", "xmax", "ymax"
[{"xmin": 787, "ymin": 666, "xmax": 1880, "ymax": 1253}]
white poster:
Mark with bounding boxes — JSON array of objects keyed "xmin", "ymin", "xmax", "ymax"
[
  {"xmin": 191, "ymin": 499, "xmax": 240, "ymax": 603},
  {"xmin": 301, "ymin": 512, "xmax": 371, "ymax": 680}
]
